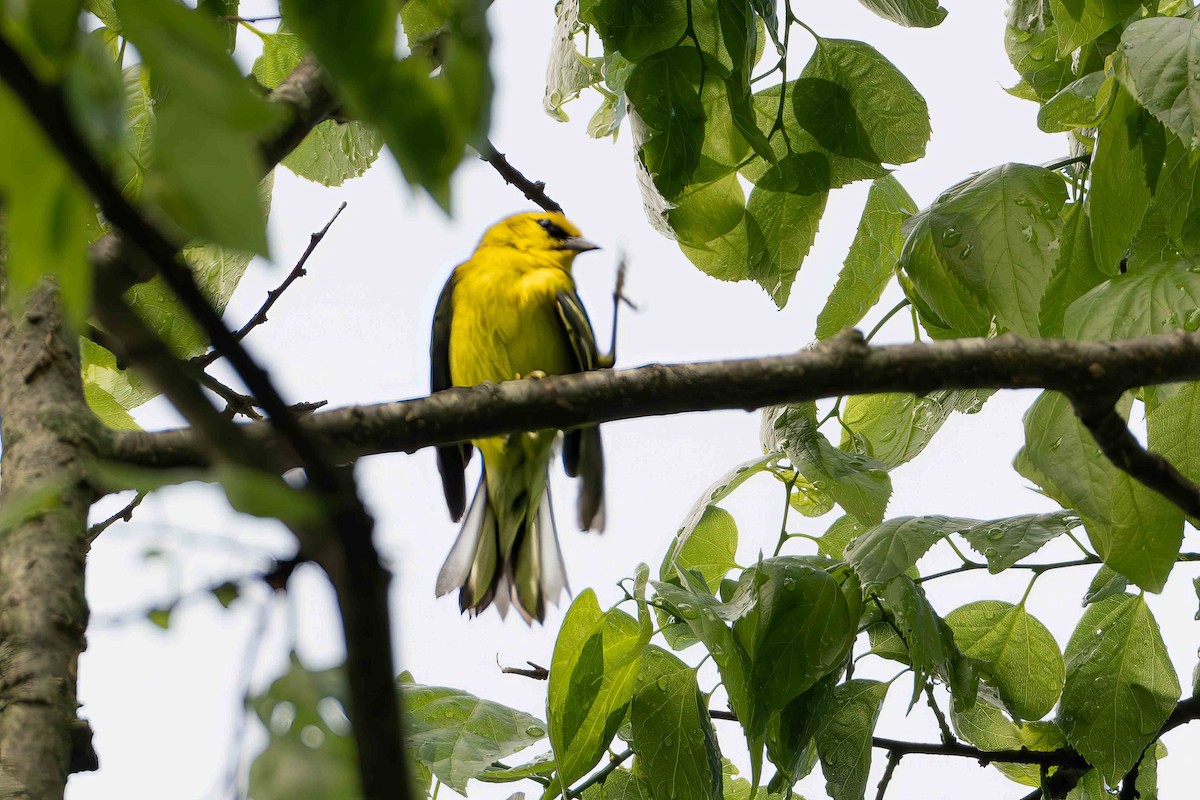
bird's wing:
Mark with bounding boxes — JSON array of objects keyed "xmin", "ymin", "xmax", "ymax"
[
  {"xmin": 432, "ymin": 269, "xmax": 472, "ymax": 521},
  {"xmin": 555, "ymin": 290, "xmax": 606, "ymax": 531}
]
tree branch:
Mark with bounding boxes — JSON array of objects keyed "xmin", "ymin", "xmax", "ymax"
[
  {"xmin": 194, "ymin": 201, "xmax": 347, "ymax": 369},
  {"xmin": 869, "ymin": 736, "xmax": 1087, "ymax": 768},
  {"xmin": 478, "ymin": 139, "xmax": 563, "ymax": 212},
  {"xmin": 1069, "ymin": 394, "xmax": 1200, "ymax": 518},
  {"xmin": 106, "ymin": 330, "xmax": 1200, "ymax": 473}
]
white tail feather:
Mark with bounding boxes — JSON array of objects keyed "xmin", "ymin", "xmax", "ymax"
[
  {"xmin": 538, "ymin": 482, "xmax": 569, "ymax": 605},
  {"xmin": 436, "ymin": 481, "xmax": 487, "ymax": 597}
]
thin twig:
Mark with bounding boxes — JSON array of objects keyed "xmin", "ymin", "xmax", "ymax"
[
  {"xmin": 478, "ymin": 139, "xmax": 563, "ymax": 213},
  {"xmin": 566, "ymin": 748, "xmax": 634, "ymax": 798},
  {"xmin": 875, "ymin": 752, "xmax": 901, "ymax": 800},
  {"xmin": 1070, "ymin": 394, "xmax": 1200, "ymax": 519},
  {"xmin": 602, "ymin": 254, "xmax": 635, "ymax": 369},
  {"xmin": 194, "ymin": 202, "xmax": 348, "ymax": 369},
  {"xmin": 222, "ymin": 14, "xmax": 282, "ymax": 23},
  {"xmin": 500, "ymin": 661, "xmax": 549, "ymax": 681},
  {"xmin": 197, "ymin": 371, "xmax": 263, "ymax": 421},
  {"xmin": 924, "ymin": 683, "xmax": 956, "ymax": 746},
  {"xmin": 85, "ymin": 492, "xmax": 146, "ymax": 543}
]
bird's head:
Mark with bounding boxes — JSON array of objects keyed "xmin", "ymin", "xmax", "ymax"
[{"xmin": 479, "ymin": 211, "xmax": 600, "ymax": 268}]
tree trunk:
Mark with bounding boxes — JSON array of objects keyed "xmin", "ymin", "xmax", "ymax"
[{"xmin": 0, "ymin": 273, "xmax": 98, "ymax": 800}]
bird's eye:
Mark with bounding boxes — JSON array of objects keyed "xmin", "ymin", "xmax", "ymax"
[{"xmin": 536, "ymin": 218, "xmax": 570, "ymax": 240}]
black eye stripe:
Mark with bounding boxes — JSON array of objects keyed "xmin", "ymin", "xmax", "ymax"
[{"xmin": 536, "ymin": 218, "xmax": 571, "ymax": 240}]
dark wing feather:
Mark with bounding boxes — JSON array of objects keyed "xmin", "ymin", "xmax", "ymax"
[
  {"xmin": 555, "ymin": 291, "xmax": 605, "ymax": 531},
  {"xmin": 432, "ymin": 270, "xmax": 472, "ymax": 521}
]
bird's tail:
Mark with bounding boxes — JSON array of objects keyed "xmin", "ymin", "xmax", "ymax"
[{"xmin": 434, "ymin": 469, "xmax": 568, "ymax": 623}]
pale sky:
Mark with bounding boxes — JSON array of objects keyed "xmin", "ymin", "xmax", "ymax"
[{"xmin": 71, "ymin": 2, "xmax": 1200, "ymax": 798}]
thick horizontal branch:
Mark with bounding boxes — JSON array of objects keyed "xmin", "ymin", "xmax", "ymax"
[{"xmin": 105, "ymin": 330, "xmax": 1200, "ymax": 471}]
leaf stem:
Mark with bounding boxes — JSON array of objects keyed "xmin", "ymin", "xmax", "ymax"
[{"xmin": 864, "ymin": 300, "xmax": 912, "ymax": 343}]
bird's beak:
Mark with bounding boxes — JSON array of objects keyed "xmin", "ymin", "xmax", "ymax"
[{"xmin": 562, "ymin": 236, "xmax": 600, "ymax": 253}]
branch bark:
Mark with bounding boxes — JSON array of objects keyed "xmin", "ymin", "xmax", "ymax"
[
  {"xmin": 1070, "ymin": 394, "xmax": 1200, "ymax": 518},
  {"xmin": 105, "ymin": 329, "xmax": 1200, "ymax": 471},
  {"xmin": 0, "ymin": 277, "xmax": 100, "ymax": 799}
]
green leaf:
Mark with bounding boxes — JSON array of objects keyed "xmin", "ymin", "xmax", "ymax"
[
  {"xmin": 761, "ymin": 404, "xmax": 892, "ymax": 526},
  {"xmin": 660, "ymin": 454, "xmax": 773, "ymax": 589},
  {"xmin": 1038, "ymin": 202, "xmax": 1113, "ymax": 337},
  {"xmin": 1037, "ymin": 71, "xmax": 1112, "ymax": 133},
  {"xmin": 1153, "ymin": 134, "xmax": 1200, "ymax": 259},
  {"xmin": 584, "ymin": 0, "xmax": 688, "ymax": 62},
  {"xmin": 667, "ymin": 506, "xmax": 738, "ymax": 592},
  {"xmin": 283, "ymin": 121, "xmax": 385, "ymax": 187},
  {"xmin": 839, "ymin": 390, "xmax": 959, "ymax": 470},
  {"xmin": 578, "ymin": 768, "xmax": 652, "ymax": 800},
  {"xmin": 813, "ymin": 680, "xmax": 888, "ymax": 800},
  {"xmin": 897, "ymin": 213, "xmax": 993, "ymax": 339},
  {"xmin": 957, "ymin": 511, "xmax": 1079, "ymax": 573},
  {"xmin": 1015, "ymin": 391, "xmax": 1184, "ymax": 592},
  {"xmin": 1064, "ymin": 258, "xmax": 1200, "ymax": 340},
  {"xmin": 146, "ymin": 607, "xmax": 171, "ymax": 629},
  {"xmin": 744, "ymin": 83, "xmax": 889, "ymax": 191},
  {"xmin": 651, "ymin": 580, "xmax": 764, "ymax": 782},
  {"xmin": 855, "ymin": 0, "xmax": 946, "ymax": 28},
  {"xmin": 900, "ymin": 164, "xmax": 1068, "ymax": 336},
  {"xmin": 547, "ymin": 590, "xmax": 647, "ymax": 793},
  {"xmin": 1083, "ymin": 564, "xmax": 1129, "ymax": 606},
  {"xmin": 843, "ymin": 516, "xmax": 966, "ymax": 589},
  {"xmin": 1048, "ymin": 0, "xmax": 1139, "ymax": 58},
  {"xmin": 744, "ymin": 184, "xmax": 828, "ymax": 306},
  {"xmin": 791, "ymin": 38, "xmax": 930, "ymax": 167},
  {"xmin": 477, "ymin": 751, "xmax": 556, "ymax": 783},
  {"xmin": 818, "ymin": 515, "xmax": 863, "ymax": 560},
  {"xmin": 629, "ymin": 647, "xmax": 722, "ymax": 800},
  {"xmin": 1059, "ymin": 594, "xmax": 1180, "ymax": 784},
  {"xmin": 211, "ymin": 581, "xmax": 239, "ymax": 609},
  {"xmin": 1120, "ymin": 15, "xmax": 1200, "ymax": 149},
  {"xmin": 945, "ymin": 601, "xmax": 1064, "ymax": 720},
  {"xmin": 251, "ymin": 29, "xmax": 306, "ymax": 89},
  {"xmin": 951, "ymin": 692, "xmax": 1067, "ymax": 786},
  {"xmin": 816, "ymin": 175, "xmax": 916, "ymax": 338},
  {"xmin": 0, "ymin": 90, "xmax": 93, "ymax": 327},
  {"xmin": 668, "ymin": 173, "xmax": 746, "ymax": 245},
  {"xmin": 732, "ymin": 558, "xmax": 855, "ymax": 714},
  {"xmin": 404, "ymin": 681, "xmax": 546, "ymax": 793},
  {"xmin": 1004, "ymin": 21, "xmax": 1075, "ymax": 101},
  {"xmin": 626, "ymin": 47, "xmax": 706, "ymax": 200},
  {"xmin": 1087, "ymin": 84, "xmax": 1163, "ymax": 273},
  {"xmin": 1147, "ymin": 381, "xmax": 1200, "ymax": 490},
  {"xmin": 213, "ymin": 465, "xmax": 325, "ymax": 526},
  {"xmin": 64, "ymin": 28, "xmax": 126, "ymax": 165},
  {"xmin": 83, "ymin": 383, "xmax": 141, "ymax": 430},
  {"xmin": 285, "ymin": 0, "xmax": 489, "ymax": 207},
  {"xmin": 115, "ymin": 0, "xmax": 277, "ymax": 254},
  {"xmin": 85, "ymin": 0, "xmax": 122, "ymax": 31},
  {"xmin": 875, "ymin": 576, "xmax": 974, "ymax": 709}
]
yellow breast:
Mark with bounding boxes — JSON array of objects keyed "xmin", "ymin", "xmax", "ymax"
[{"xmin": 448, "ymin": 255, "xmax": 576, "ymax": 389}]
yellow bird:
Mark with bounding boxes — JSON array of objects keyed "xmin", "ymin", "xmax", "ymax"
[{"xmin": 431, "ymin": 211, "xmax": 606, "ymax": 622}]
